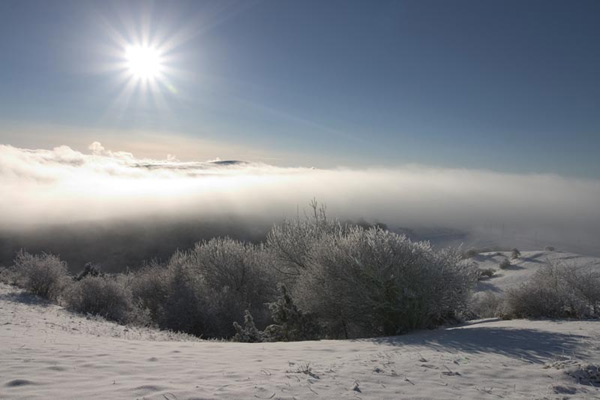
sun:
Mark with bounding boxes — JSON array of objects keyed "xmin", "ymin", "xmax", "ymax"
[
  {"xmin": 124, "ymin": 45, "xmax": 163, "ymax": 81},
  {"xmin": 101, "ymin": 18, "xmax": 185, "ymax": 109}
]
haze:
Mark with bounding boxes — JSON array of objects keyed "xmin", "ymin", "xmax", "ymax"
[{"xmin": 1, "ymin": 142, "xmax": 598, "ymax": 255}]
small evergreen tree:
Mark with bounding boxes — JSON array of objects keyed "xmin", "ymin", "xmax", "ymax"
[
  {"xmin": 232, "ymin": 310, "xmax": 263, "ymax": 343},
  {"xmin": 74, "ymin": 262, "xmax": 103, "ymax": 281},
  {"xmin": 263, "ymin": 284, "xmax": 321, "ymax": 342}
]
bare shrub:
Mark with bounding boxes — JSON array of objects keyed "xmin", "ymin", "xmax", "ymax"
[
  {"xmin": 287, "ymin": 362, "xmax": 320, "ymax": 379},
  {"xmin": 568, "ymin": 364, "xmax": 600, "ymax": 385},
  {"xmin": 477, "ymin": 268, "xmax": 496, "ymax": 280},
  {"xmin": 463, "ymin": 249, "xmax": 479, "ymax": 259},
  {"xmin": 511, "ymin": 248, "xmax": 521, "ymax": 259},
  {"xmin": 506, "ymin": 262, "xmax": 600, "ymax": 319},
  {"xmin": 294, "ymin": 227, "xmax": 477, "ymax": 338},
  {"xmin": 499, "ymin": 258, "xmax": 511, "ymax": 269},
  {"xmin": 462, "ymin": 248, "xmax": 507, "ymax": 259},
  {"xmin": 13, "ymin": 250, "xmax": 68, "ymax": 300},
  {"xmin": 64, "ymin": 275, "xmax": 142, "ymax": 324}
]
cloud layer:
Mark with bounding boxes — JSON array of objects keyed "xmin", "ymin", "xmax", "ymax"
[{"xmin": 1, "ymin": 142, "xmax": 599, "ymax": 252}]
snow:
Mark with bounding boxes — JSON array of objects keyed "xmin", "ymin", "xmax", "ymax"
[
  {"xmin": 470, "ymin": 250, "xmax": 600, "ymax": 294},
  {"xmin": 1, "ymin": 251, "xmax": 600, "ymax": 399}
]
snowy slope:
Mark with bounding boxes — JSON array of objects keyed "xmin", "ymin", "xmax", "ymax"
[
  {"xmin": 471, "ymin": 250, "xmax": 600, "ymax": 294},
  {"xmin": 1, "ymin": 282, "xmax": 599, "ymax": 399}
]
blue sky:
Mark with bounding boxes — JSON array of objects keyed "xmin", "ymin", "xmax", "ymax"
[{"xmin": 0, "ymin": 0, "xmax": 599, "ymax": 177}]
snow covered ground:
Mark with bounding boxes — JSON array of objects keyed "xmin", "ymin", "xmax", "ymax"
[
  {"xmin": 1, "ymin": 251, "xmax": 600, "ymax": 399},
  {"xmin": 470, "ymin": 250, "xmax": 600, "ymax": 294}
]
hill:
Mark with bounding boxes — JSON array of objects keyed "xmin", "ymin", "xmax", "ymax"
[{"xmin": 1, "ymin": 251, "xmax": 600, "ymax": 399}]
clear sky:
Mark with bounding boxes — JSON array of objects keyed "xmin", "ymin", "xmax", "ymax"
[{"xmin": 0, "ymin": 0, "xmax": 599, "ymax": 177}]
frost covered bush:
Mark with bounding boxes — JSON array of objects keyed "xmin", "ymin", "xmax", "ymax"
[
  {"xmin": 136, "ymin": 239, "xmax": 277, "ymax": 338},
  {"xmin": 469, "ymin": 292, "xmax": 505, "ymax": 319},
  {"xmin": 0, "ymin": 264, "xmax": 18, "ymax": 285},
  {"xmin": 267, "ymin": 200, "xmax": 343, "ymax": 281},
  {"xmin": 187, "ymin": 238, "xmax": 277, "ymax": 336},
  {"xmin": 268, "ymin": 206, "xmax": 477, "ymax": 338},
  {"xmin": 13, "ymin": 250, "xmax": 68, "ymax": 300},
  {"xmin": 155, "ymin": 251, "xmax": 210, "ymax": 336},
  {"xmin": 6, "ymin": 202, "xmax": 487, "ymax": 340},
  {"xmin": 564, "ymin": 264, "xmax": 600, "ymax": 315},
  {"xmin": 130, "ymin": 261, "xmax": 171, "ymax": 322},
  {"xmin": 506, "ymin": 262, "xmax": 600, "ymax": 319},
  {"xmin": 64, "ymin": 275, "xmax": 141, "ymax": 324},
  {"xmin": 293, "ymin": 227, "xmax": 477, "ymax": 338}
]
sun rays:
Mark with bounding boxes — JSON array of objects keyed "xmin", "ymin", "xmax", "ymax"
[{"xmin": 89, "ymin": 1, "xmax": 254, "ymax": 122}]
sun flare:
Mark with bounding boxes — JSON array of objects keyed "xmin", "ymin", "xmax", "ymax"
[{"xmin": 125, "ymin": 45, "xmax": 163, "ymax": 80}]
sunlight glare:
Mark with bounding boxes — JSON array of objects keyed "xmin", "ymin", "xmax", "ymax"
[{"xmin": 125, "ymin": 45, "xmax": 162, "ymax": 80}]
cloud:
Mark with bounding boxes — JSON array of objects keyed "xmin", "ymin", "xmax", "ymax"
[
  {"xmin": 1, "ymin": 142, "xmax": 599, "ymax": 253},
  {"xmin": 0, "ymin": 123, "xmax": 301, "ymax": 165}
]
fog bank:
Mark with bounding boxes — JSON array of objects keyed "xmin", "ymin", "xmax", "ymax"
[{"xmin": 1, "ymin": 142, "xmax": 599, "ymax": 254}]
